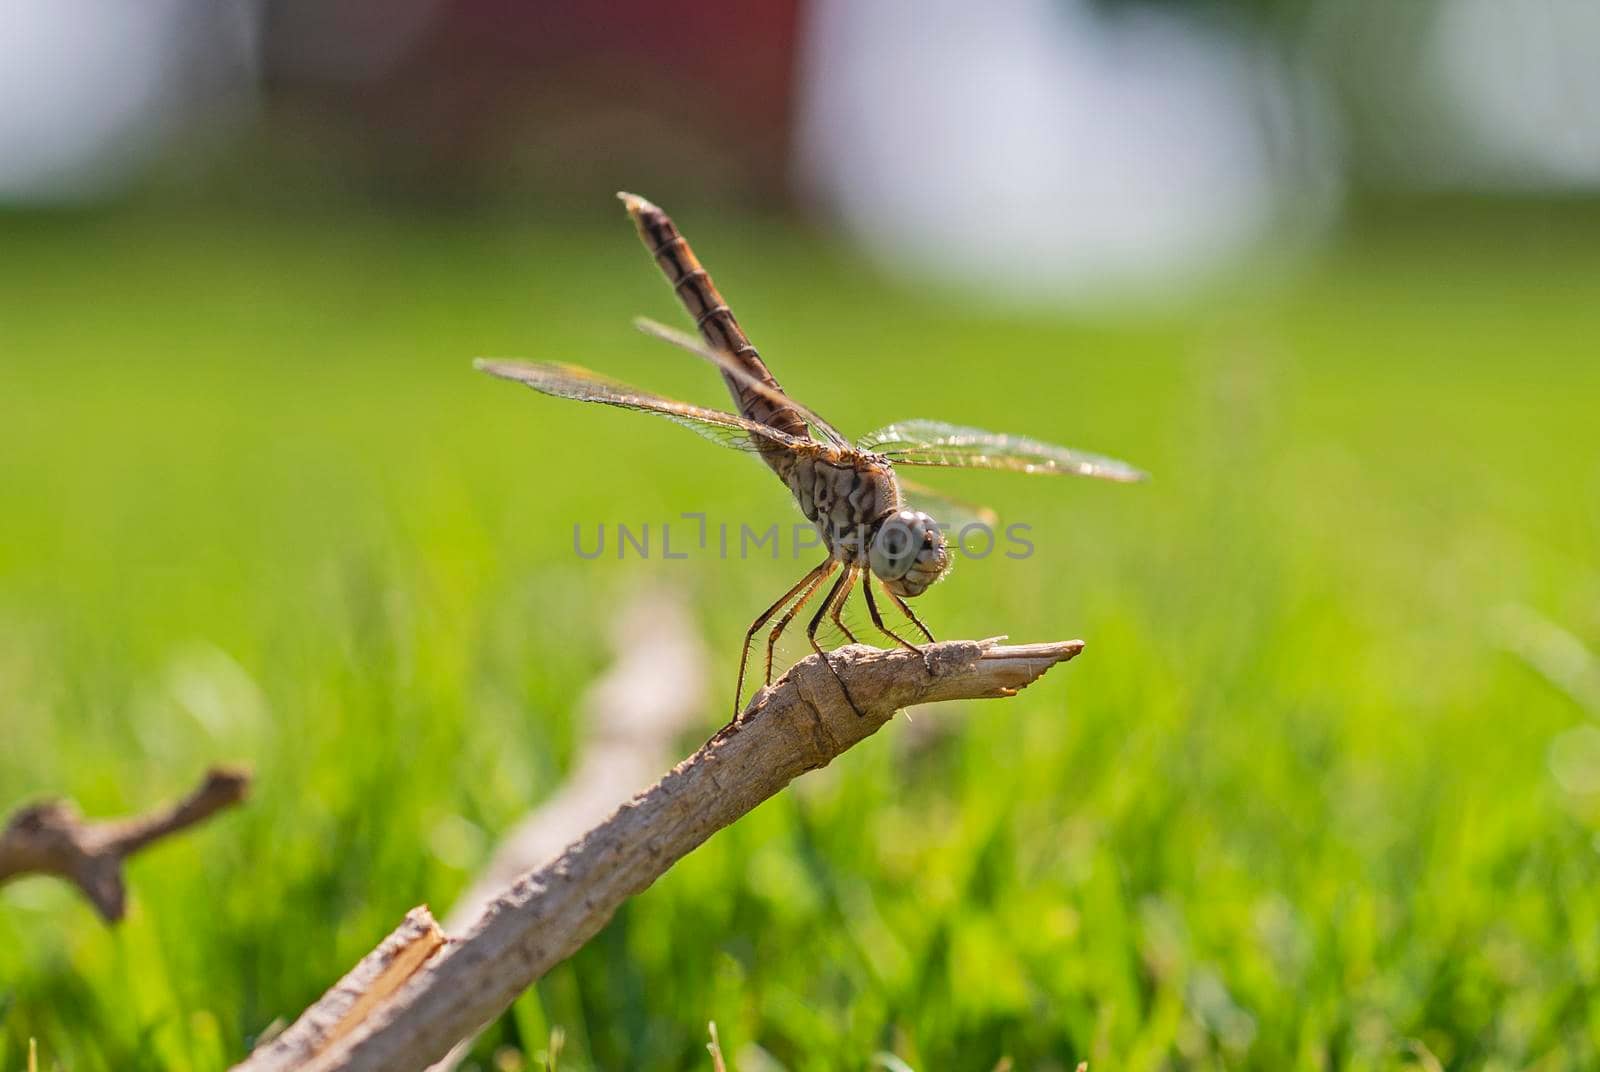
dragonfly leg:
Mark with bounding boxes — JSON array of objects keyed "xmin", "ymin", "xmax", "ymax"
[
  {"xmin": 736, "ymin": 558, "xmax": 835, "ymax": 720},
  {"xmin": 885, "ymin": 586, "xmax": 937, "ymax": 673},
  {"xmin": 808, "ymin": 568, "xmax": 866, "ymax": 718},
  {"xmin": 862, "ymin": 576, "xmax": 922, "ymax": 657},
  {"xmin": 828, "ymin": 567, "xmax": 861, "ymax": 645},
  {"xmin": 887, "ymin": 589, "xmax": 937, "ymax": 645},
  {"xmin": 766, "ymin": 559, "xmax": 839, "ymax": 686}
]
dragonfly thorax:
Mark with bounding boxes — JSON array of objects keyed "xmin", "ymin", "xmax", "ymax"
[
  {"xmin": 788, "ymin": 452, "xmax": 894, "ymax": 559},
  {"xmin": 785, "ymin": 452, "xmax": 949, "ymax": 597}
]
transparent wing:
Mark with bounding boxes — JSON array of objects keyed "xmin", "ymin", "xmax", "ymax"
[
  {"xmin": 632, "ymin": 317, "xmax": 851, "ymax": 448},
  {"xmin": 861, "ymin": 419, "xmax": 1148, "ymax": 482},
  {"xmin": 476, "ymin": 359, "xmax": 811, "ymax": 455},
  {"xmin": 897, "ymin": 476, "xmax": 999, "ymax": 530}
]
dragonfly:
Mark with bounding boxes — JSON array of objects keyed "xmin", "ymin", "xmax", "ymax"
[{"xmin": 478, "ymin": 192, "xmax": 1146, "ymax": 719}]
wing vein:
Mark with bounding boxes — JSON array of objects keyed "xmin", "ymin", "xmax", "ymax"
[
  {"xmin": 860, "ymin": 420, "xmax": 1147, "ymax": 483},
  {"xmin": 476, "ymin": 359, "xmax": 811, "ymax": 456}
]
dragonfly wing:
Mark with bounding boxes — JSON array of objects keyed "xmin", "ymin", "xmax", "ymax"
[
  {"xmin": 896, "ymin": 476, "xmax": 998, "ymax": 530},
  {"xmin": 477, "ymin": 359, "xmax": 811, "ymax": 455},
  {"xmin": 632, "ymin": 317, "xmax": 851, "ymax": 448},
  {"xmin": 861, "ymin": 419, "xmax": 1147, "ymax": 483}
]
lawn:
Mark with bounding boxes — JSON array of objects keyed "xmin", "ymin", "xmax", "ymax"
[{"xmin": 2, "ymin": 199, "xmax": 1599, "ymax": 1071}]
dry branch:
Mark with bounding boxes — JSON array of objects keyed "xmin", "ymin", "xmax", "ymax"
[
  {"xmin": 0, "ymin": 765, "xmax": 251, "ymax": 922},
  {"xmin": 234, "ymin": 637, "xmax": 1083, "ymax": 1072},
  {"xmin": 241, "ymin": 907, "xmax": 447, "ymax": 1069},
  {"xmin": 445, "ymin": 587, "xmax": 708, "ymax": 931},
  {"xmin": 429, "ymin": 588, "xmax": 708, "ymax": 1072}
]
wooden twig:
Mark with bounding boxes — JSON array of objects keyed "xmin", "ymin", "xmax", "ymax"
[
  {"xmin": 241, "ymin": 908, "xmax": 447, "ymax": 1069},
  {"xmin": 0, "ymin": 766, "xmax": 251, "ymax": 923},
  {"xmin": 233, "ymin": 638, "xmax": 1083, "ymax": 1072},
  {"xmin": 444, "ymin": 588, "xmax": 709, "ymax": 932},
  {"xmin": 427, "ymin": 588, "xmax": 708, "ymax": 1072}
]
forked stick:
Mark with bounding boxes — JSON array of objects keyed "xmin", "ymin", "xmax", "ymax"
[
  {"xmin": 233, "ymin": 638, "xmax": 1084, "ymax": 1072},
  {"xmin": 0, "ymin": 766, "xmax": 251, "ymax": 923}
]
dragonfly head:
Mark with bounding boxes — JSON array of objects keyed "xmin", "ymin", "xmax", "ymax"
[{"xmin": 868, "ymin": 509, "xmax": 949, "ymax": 598}]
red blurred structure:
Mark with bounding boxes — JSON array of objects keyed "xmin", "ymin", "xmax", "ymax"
[{"xmin": 261, "ymin": 0, "xmax": 805, "ymax": 207}]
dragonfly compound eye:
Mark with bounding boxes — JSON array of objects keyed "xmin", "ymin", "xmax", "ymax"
[{"xmin": 871, "ymin": 511, "xmax": 950, "ymax": 598}]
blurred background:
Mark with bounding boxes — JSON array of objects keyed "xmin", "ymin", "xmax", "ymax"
[
  {"xmin": 3, "ymin": 1, "xmax": 1599, "ymax": 1070},
  {"xmin": 5, "ymin": 0, "xmax": 1598, "ymax": 288}
]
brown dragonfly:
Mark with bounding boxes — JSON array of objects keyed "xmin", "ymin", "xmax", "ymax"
[{"xmin": 479, "ymin": 192, "xmax": 1146, "ymax": 718}]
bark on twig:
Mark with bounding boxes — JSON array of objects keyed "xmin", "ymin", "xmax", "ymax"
[
  {"xmin": 445, "ymin": 588, "xmax": 708, "ymax": 931},
  {"xmin": 0, "ymin": 766, "xmax": 251, "ymax": 922},
  {"xmin": 241, "ymin": 908, "xmax": 447, "ymax": 1070},
  {"xmin": 429, "ymin": 588, "xmax": 708, "ymax": 1072},
  {"xmin": 234, "ymin": 637, "xmax": 1082, "ymax": 1072}
]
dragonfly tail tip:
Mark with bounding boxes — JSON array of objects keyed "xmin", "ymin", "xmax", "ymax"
[{"xmin": 617, "ymin": 191, "xmax": 654, "ymax": 214}]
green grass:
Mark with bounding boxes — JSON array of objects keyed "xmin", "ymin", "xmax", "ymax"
[{"xmin": 2, "ymin": 200, "xmax": 1599, "ymax": 1071}]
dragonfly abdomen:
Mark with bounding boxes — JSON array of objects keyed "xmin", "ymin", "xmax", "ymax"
[{"xmin": 619, "ymin": 193, "xmax": 811, "ymax": 473}]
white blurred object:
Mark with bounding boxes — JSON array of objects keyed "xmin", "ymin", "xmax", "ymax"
[
  {"xmin": 0, "ymin": 0, "xmax": 258, "ymax": 203},
  {"xmin": 1426, "ymin": 0, "xmax": 1600, "ymax": 189},
  {"xmin": 795, "ymin": 0, "xmax": 1339, "ymax": 306}
]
